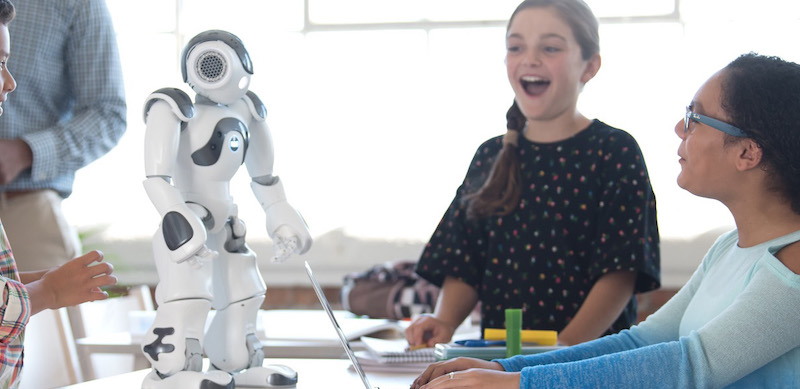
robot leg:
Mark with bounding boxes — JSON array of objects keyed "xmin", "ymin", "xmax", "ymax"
[
  {"xmin": 207, "ymin": 295, "xmax": 298, "ymax": 387},
  {"xmin": 141, "ymin": 227, "xmax": 233, "ymax": 389},
  {"xmin": 204, "ymin": 219, "xmax": 297, "ymax": 387},
  {"xmin": 141, "ymin": 300, "xmax": 233, "ymax": 389}
]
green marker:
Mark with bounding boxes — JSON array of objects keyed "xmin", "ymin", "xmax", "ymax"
[{"xmin": 505, "ymin": 308, "xmax": 522, "ymax": 358}]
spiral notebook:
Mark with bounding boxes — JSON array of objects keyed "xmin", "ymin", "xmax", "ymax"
[
  {"xmin": 354, "ymin": 351, "xmax": 431, "ymax": 373},
  {"xmin": 360, "ymin": 336, "xmax": 436, "ymax": 364}
]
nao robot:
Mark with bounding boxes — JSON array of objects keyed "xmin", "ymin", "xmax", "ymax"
[{"xmin": 140, "ymin": 30, "xmax": 312, "ymax": 389}]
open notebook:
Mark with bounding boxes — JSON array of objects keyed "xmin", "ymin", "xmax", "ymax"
[
  {"xmin": 360, "ymin": 336, "xmax": 435, "ymax": 364},
  {"xmin": 305, "ymin": 261, "xmax": 377, "ymax": 389}
]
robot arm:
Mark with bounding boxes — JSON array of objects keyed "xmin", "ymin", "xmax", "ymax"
[
  {"xmin": 243, "ymin": 94, "xmax": 312, "ymax": 262},
  {"xmin": 143, "ymin": 91, "xmax": 215, "ymax": 264},
  {"xmin": 250, "ymin": 177, "xmax": 312, "ymax": 262},
  {"xmin": 143, "ymin": 177, "xmax": 215, "ymax": 264}
]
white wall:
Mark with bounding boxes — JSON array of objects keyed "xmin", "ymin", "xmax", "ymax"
[{"xmin": 86, "ymin": 226, "xmax": 725, "ymax": 290}]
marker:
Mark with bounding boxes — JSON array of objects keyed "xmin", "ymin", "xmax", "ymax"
[
  {"xmin": 484, "ymin": 328, "xmax": 558, "ymax": 346},
  {"xmin": 405, "ymin": 344, "xmax": 429, "ymax": 351},
  {"xmin": 505, "ymin": 309, "xmax": 522, "ymax": 357},
  {"xmin": 454, "ymin": 339, "xmax": 506, "ymax": 347}
]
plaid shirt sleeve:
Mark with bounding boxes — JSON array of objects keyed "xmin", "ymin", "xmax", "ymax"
[
  {"xmin": 0, "ymin": 279, "xmax": 28, "ymax": 345},
  {"xmin": 0, "ymin": 222, "xmax": 28, "ymax": 388},
  {"xmin": 0, "ymin": 223, "xmax": 28, "ymax": 344}
]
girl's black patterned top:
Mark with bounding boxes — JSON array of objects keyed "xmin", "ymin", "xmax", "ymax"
[{"xmin": 416, "ymin": 119, "xmax": 660, "ymax": 335}]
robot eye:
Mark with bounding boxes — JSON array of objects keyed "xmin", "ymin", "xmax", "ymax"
[{"xmin": 196, "ymin": 50, "xmax": 227, "ymax": 82}]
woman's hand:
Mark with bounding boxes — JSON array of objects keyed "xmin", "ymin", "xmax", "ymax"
[
  {"xmin": 419, "ymin": 368, "xmax": 520, "ymax": 389},
  {"xmin": 411, "ymin": 357, "xmax": 506, "ymax": 389},
  {"xmin": 405, "ymin": 314, "xmax": 457, "ymax": 348}
]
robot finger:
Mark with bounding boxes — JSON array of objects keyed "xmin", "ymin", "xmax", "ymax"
[
  {"xmin": 178, "ymin": 246, "xmax": 218, "ymax": 266},
  {"xmin": 272, "ymin": 235, "xmax": 300, "ymax": 263},
  {"xmin": 196, "ymin": 246, "xmax": 219, "ymax": 261}
]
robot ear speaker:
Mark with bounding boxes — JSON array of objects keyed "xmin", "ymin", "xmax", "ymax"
[{"xmin": 196, "ymin": 51, "xmax": 227, "ymax": 82}]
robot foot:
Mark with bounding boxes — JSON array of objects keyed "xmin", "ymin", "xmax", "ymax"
[
  {"xmin": 142, "ymin": 369, "xmax": 234, "ymax": 389},
  {"xmin": 229, "ymin": 364, "xmax": 298, "ymax": 388}
]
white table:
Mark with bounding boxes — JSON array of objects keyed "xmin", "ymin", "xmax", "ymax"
[
  {"xmin": 75, "ymin": 309, "xmax": 409, "ymax": 375},
  {"xmin": 61, "ymin": 358, "xmax": 420, "ymax": 389}
]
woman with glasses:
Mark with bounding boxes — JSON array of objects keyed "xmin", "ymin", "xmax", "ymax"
[{"xmin": 412, "ymin": 52, "xmax": 800, "ymax": 388}]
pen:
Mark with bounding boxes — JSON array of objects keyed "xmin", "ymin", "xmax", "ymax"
[{"xmin": 454, "ymin": 339, "xmax": 506, "ymax": 347}]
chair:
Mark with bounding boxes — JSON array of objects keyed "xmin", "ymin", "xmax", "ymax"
[
  {"xmin": 18, "ymin": 307, "xmax": 84, "ymax": 388},
  {"xmin": 66, "ymin": 284, "xmax": 154, "ymax": 381}
]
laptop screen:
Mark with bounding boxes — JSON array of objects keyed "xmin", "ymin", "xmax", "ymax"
[{"xmin": 304, "ymin": 261, "xmax": 376, "ymax": 389}]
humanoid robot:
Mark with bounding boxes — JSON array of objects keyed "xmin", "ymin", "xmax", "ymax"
[{"xmin": 140, "ymin": 30, "xmax": 312, "ymax": 389}]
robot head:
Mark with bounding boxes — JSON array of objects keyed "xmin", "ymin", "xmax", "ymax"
[{"xmin": 181, "ymin": 30, "xmax": 253, "ymax": 105}]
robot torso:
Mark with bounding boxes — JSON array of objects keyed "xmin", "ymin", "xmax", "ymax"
[{"xmin": 173, "ymin": 99, "xmax": 253, "ymax": 232}]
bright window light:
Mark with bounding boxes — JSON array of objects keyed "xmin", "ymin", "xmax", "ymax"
[{"xmin": 67, "ymin": 1, "xmax": 800, "ymax": 243}]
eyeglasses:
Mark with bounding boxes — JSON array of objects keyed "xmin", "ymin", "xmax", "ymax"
[{"xmin": 684, "ymin": 106, "xmax": 747, "ymax": 137}]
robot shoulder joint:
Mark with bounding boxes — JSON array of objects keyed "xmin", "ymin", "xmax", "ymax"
[
  {"xmin": 143, "ymin": 87, "xmax": 195, "ymax": 123},
  {"xmin": 243, "ymin": 91, "xmax": 267, "ymax": 122}
]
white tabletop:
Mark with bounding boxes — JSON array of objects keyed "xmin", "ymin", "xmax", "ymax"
[{"xmin": 61, "ymin": 358, "xmax": 419, "ymax": 389}]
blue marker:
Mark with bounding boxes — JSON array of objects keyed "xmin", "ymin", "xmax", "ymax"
[{"xmin": 454, "ymin": 339, "xmax": 507, "ymax": 347}]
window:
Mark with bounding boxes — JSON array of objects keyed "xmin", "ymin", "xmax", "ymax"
[{"xmin": 69, "ymin": 1, "xmax": 800, "ymax": 244}]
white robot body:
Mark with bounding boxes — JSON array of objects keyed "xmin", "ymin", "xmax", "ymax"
[
  {"xmin": 140, "ymin": 30, "xmax": 310, "ymax": 389},
  {"xmin": 207, "ymin": 221, "xmax": 266, "ymax": 307},
  {"xmin": 172, "ymin": 103, "xmax": 247, "ymax": 234},
  {"xmin": 151, "ymin": 226, "xmax": 214, "ymax": 303}
]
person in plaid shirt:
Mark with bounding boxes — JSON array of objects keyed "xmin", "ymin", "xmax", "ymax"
[{"xmin": 0, "ymin": 2, "xmax": 117, "ymax": 386}]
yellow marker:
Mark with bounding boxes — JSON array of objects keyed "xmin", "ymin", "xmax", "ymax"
[
  {"xmin": 484, "ymin": 328, "xmax": 558, "ymax": 346},
  {"xmin": 406, "ymin": 343, "xmax": 429, "ymax": 351}
]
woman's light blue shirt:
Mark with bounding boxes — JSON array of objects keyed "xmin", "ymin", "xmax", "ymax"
[{"xmin": 497, "ymin": 229, "xmax": 800, "ymax": 388}]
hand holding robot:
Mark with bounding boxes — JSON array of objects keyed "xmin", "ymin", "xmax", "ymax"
[{"xmin": 140, "ymin": 30, "xmax": 311, "ymax": 389}]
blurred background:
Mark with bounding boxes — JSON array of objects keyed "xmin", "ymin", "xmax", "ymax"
[{"xmin": 63, "ymin": 0, "xmax": 800, "ymax": 287}]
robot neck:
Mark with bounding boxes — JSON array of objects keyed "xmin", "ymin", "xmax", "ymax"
[{"xmin": 195, "ymin": 94, "xmax": 224, "ymax": 107}]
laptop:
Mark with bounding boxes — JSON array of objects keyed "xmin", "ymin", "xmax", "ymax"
[{"xmin": 304, "ymin": 261, "xmax": 378, "ymax": 389}]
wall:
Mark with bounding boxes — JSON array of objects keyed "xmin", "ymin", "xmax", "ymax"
[{"xmin": 90, "ymin": 226, "xmax": 728, "ymax": 294}]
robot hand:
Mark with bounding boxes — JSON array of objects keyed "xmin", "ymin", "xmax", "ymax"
[
  {"xmin": 223, "ymin": 216, "xmax": 248, "ymax": 253},
  {"xmin": 251, "ymin": 179, "xmax": 312, "ymax": 261},
  {"xmin": 182, "ymin": 245, "xmax": 218, "ymax": 267},
  {"xmin": 265, "ymin": 202, "xmax": 312, "ymax": 263},
  {"xmin": 271, "ymin": 225, "xmax": 302, "ymax": 263}
]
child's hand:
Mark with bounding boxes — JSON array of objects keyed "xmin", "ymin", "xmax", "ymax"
[{"xmin": 26, "ymin": 250, "xmax": 118, "ymax": 315}]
